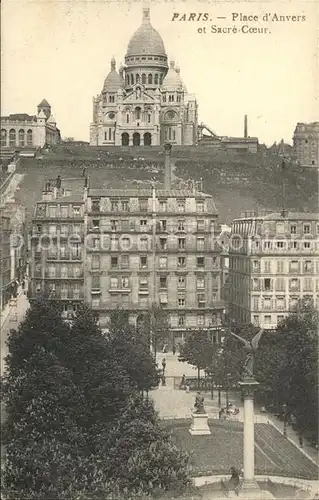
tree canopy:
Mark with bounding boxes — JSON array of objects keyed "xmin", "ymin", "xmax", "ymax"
[{"xmin": 2, "ymin": 297, "xmax": 190, "ymax": 499}]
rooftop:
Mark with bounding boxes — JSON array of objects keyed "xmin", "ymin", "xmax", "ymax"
[
  {"xmin": 234, "ymin": 211, "xmax": 319, "ymax": 222},
  {"xmin": 88, "ymin": 188, "xmax": 213, "ymax": 199}
]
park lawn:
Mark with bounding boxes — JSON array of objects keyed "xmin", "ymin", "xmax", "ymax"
[{"xmin": 163, "ymin": 420, "xmax": 319, "ymax": 480}]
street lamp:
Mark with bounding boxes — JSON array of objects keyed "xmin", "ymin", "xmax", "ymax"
[{"xmin": 282, "ymin": 403, "xmax": 288, "ymax": 437}]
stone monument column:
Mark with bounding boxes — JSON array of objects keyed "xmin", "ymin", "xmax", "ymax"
[{"xmin": 239, "ymin": 378, "xmax": 259, "ymax": 493}]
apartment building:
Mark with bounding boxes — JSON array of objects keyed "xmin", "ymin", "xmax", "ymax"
[
  {"xmin": 85, "ymin": 187, "xmax": 225, "ymax": 345},
  {"xmin": 30, "ymin": 177, "xmax": 86, "ymax": 320},
  {"xmin": 293, "ymin": 122, "xmax": 319, "ymax": 167},
  {"xmin": 229, "ymin": 211, "xmax": 319, "ymax": 329},
  {"xmin": 0, "ymin": 213, "xmax": 12, "ymax": 311}
]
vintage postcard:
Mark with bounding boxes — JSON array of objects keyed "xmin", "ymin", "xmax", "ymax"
[{"xmin": 1, "ymin": 0, "xmax": 318, "ymax": 499}]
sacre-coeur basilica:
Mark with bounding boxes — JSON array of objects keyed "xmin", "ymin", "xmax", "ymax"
[{"xmin": 90, "ymin": 7, "xmax": 198, "ymax": 147}]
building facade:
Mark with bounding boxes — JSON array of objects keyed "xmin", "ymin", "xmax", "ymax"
[
  {"xmin": 85, "ymin": 188, "xmax": 224, "ymax": 344},
  {"xmin": 30, "ymin": 177, "xmax": 86, "ymax": 320},
  {"xmin": 293, "ymin": 122, "xmax": 319, "ymax": 167},
  {"xmin": 90, "ymin": 8, "xmax": 198, "ymax": 147},
  {"xmin": 0, "ymin": 214, "xmax": 12, "ymax": 311},
  {"xmin": 1, "ymin": 99, "xmax": 61, "ymax": 149},
  {"xmin": 228, "ymin": 211, "xmax": 319, "ymax": 329}
]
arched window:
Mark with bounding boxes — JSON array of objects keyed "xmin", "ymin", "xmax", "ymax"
[
  {"xmin": 108, "ymin": 128, "xmax": 112, "ymax": 141},
  {"xmin": 135, "ymin": 107, "xmax": 141, "ymax": 120},
  {"xmin": 26, "ymin": 129, "xmax": 33, "ymax": 146},
  {"xmin": 148, "ymin": 114, "xmax": 151, "ymax": 124},
  {"xmin": 159, "ymin": 75, "xmax": 163, "ymax": 85},
  {"xmin": 126, "ymin": 75, "xmax": 130, "ymax": 85},
  {"xmin": 154, "ymin": 74, "xmax": 158, "ymax": 85},
  {"xmin": 148, "ymin": 74, "xmax": 153, "ymax": 84},
  {"xmin": 126, "ymin": 114, "xmax": 130, "ymax": 124},
  {"xmin": 1, "ymin": 129, "xmax": 7, "ymax": 147},
  {"xmin": 18, "ymin": 129, "xmax": 25, "ymax": 146},
  {"xmin": 142, "ymin": 74, "xmax": 146, "ymax": 84},
  {"xmin": 9, "ymin": 129, "xmax": 16, "ymax": 147},
  {"xmin": 136, "ymin": 74, "xmax": 140, "ymax": 84},
  {"xmin": 130, "ymin": 74, "xmax": 134, "ymax": 85}
]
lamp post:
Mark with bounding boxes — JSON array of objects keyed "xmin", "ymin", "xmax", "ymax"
[{"xmin": 282, "ymin": 403, "xmax": 288, "ymax": 438}]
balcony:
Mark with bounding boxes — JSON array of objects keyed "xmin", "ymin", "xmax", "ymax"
[{"xmin": 44, "ymin": 271, "xmax": 84, "ymax": 279}]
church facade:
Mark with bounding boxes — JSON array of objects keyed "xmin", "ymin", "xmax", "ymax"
[{"xmin": 90, "ymin": 8, "xmax": 198, "ymax": 147}]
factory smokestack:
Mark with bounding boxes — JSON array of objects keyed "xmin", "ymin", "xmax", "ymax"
[
  {"xmin": 244, "ymin": 115, "xmax": 248, "ymax": 139},
  {"xmin": 164, "ymin": 143, "xmax": 172, "ymax": 190}
]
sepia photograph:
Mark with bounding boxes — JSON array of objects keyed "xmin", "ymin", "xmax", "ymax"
[{"xmin": 1, "ymin": 0, "xmax": 318, "ymax": 499}]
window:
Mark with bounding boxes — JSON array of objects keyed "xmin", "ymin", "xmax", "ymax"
[
  {"xmin": 177, "ymin": 220, "xmax": 185, "ymax": 231},
  {"xmin": 92, "ymin": 275, "xmax": 100, "ymax": 290},
  {"xmin": 277, "ymin": 261, "xmax": 284, "ymax": 273},
  {"xmin": 197, "ymin": 256, "xmax": 204, "ymax": 268},
  {"xmin": 111, "ymin": 256, "xmax": 118, "ymax": 268},
  {"xmin": 73, "ymin": 224, "xmax": 81, "ymax": 235},
  {"xmin": 159, "ymin": 200, "xmax": 167, "ymax": 212},
  {"xmin": 252, "ymin": 278, "xmax": 259, "ymax": 291},
  {"xmin": 60, "ymin": 205, "xmax": 68, "ymax": 218},
  {"xmin": 140, "ymin": 256, "xmax": 147, "ymax": 268},
  {"xmin": 290, "ymin": 225, "xmax": 297, "ymax": 234},
  {"xmin": 61, "ymin": 266, "xmax": 68, "ymax": 278},
  {"xmin": 178, "ymin": 256, "xmax": 186, "ymax": 268},
  {"xmin": 197, "ymin": 277, "xmax": 205, "ymax": 289},
  {"xmin": 91, "ymin": 296, "xmax": 100, "ymax": 308},
  {"xmin": 92, "ymin": 237, "xmax": 100, "ymax": 250},
  {"xmin": 49, "ymin": 205, "xmax": 57, "ymax": 218},
  {"xmin": 177, "ymin": 275, "xmax": 186, "ymax": 288},
  {"xmin": 290, "ymin": 278, "xmax": 299, "ymax": 290},
  {"xmin": 126, "ymin": 114, "xmax": 130, "ymax": 123},
  {"xmin": 303, "ymin": 224, "xmax": 310, "ymax": 234},
  {"xmin": 304, "ymin": 242, "xmax": 311, "ymax": 249},
  {"xmin": 264, "ymin": 241, "xmax": 271, "ymax": 250},
  {"xmin": 178, "ymin": 314, "xmax": 185, "ymax": 326},
  {"xmin": 61, "ymin": 288, "xmax": 68, "ymax": 300},
  {"xmin": 139, "ymin": 199, "xmax": 148, "ymax": 211},
  {"xmin": 197, "ymin": 314, "xmax": 205, "ymax": 326},
  {"xmin": 275, "ymin": 278, "xmax": 285, "ymax": 291},
  {"xmin": 159, "ymin": 256, "xmax": 167, "ymax": 269},
  {"xmin": 196, "ymin": 202, "xmax": 204, "ymax": 213},
  {"xmin": 290, "ymin": 260, "xmax": 299, "ymax": 272},
  {"xmin": 253, "ymin": 315, "xmax": 260, "ymax": 326},
  {"xmin": 91, "ymin": 200, "xmax": 100, "ymax": 212},
  {"xmin": 140, "ymin": 237, "xmax": 148, "ymax": 251},
  {"xmin": 92, "ymin": 255, "xmax": 100, "ymax": 269},
  {"xmin": 197, "ymin": 238, "xmax": 205, "ymax": 251},
  {"xmin": 197, "ymin": 219, "xmax": 205, "ymax": 231},
  {"xmin": 276, "ymin": 241, "xmax": 285, "ymax": 249},
  {"xmin": 60, "ymin": 246, "xmax": 67, "ymax": 259},
  {"xmin": 49, "ymin": 224, "xmax": 57, "ymax": 235},
  {"xmin": 121, "ymin": 237, "xmax": 130, "ymax": 250},
  {"xmin": 264, "ymin": 278, "xmax": 271, "ymax": 291},
  {"xmin": 139, "ymin": 277, "xmax": 148, "ymax": 291},
  {"xmin": 252, "ymin": 296, "xmax": 259, "ymax": 310},
  {"xmin": 159, "ymin": 220, "xmax": 167, "ymax": 231},
  {"xmin": 264, "ymin": 261, "xmax": 271, "ymax": 273},
  {"xmin": 121, "ymin": 200, "xmax": 129, "ymax": 212},
  {"xmin": 160, "ymin": 275, "xmax": 167, "ymax": 288},
  {"xmin": 178, "ymin": 238, "xmax": 185, "ymax": 250},
  {"xmin": 92, "ymin": 219, "xmax": 99, "ymax": 230},
  {"xmin": 276, "ymin": 297, "xmax": 285, "ymax": 310},
  {"xmin": 276, "ymin": 222, "xmax": 285, "ymax": 234},
  {"xmin": 121, "ymin": 219, "xmax": 130, "ymax": 231},
  {"xmin": 121, "ymin": 277, "xmax": 129, "ymax": 289},
  {"xmin": 121, "ymin": 255, "xmax": 129, "ymax": 268},
  {"xmin": 159, "ymin": 237, "xmax": 167, "ymax": 250},
  {"xmin": 111, "ymin": 220, "xmax": 118, "ymax": 231},
  {"xmin": 277, "ymin": 315, "xmax": 284, "ymax": 324},
  {"xmin": 178, "ymin": 297, "xmax": 185, "ymax": 307},
  {"xmin": 290, "ymin": 297, "xmax": 298, "ymax": 309},
  {"xmin": 264, "ymin": 315, "xmax": 271, "ymax": 325},
  {"xmin": 197, "ymin": 293, "xmax": 206, "ymax": 308},
  {"xmin": 304, "ymin": 260, "xmax": 312, "ymax": 272},
  {"xmin": 304, "ymin": 278, "xmax": 313, "ymax": 291},
  {"xmin": 110, "ymin": 277, "xmax": 118, "ymax": 289},
  {"xmin": 253, "ymin": 260, "xmax": 260, "ymax": 272},
  {"xmin": 47, "ymin": 265, "xmax": 56, "ymax": 278},
  {"xmin": 26, "ymin": 129, "xmax": 33, "ymax": 145},
  {"xmin": 110, "ymin": 237, "xmax": 118, "ymax": 251},
  {"xmin": 111, "ymin": 200, "xmax": 119, "ymax": 212},
  {"xmin": 140, "ymin": 219, "xmax": 147, "ymax": 229},
  {"xmin": 177, "ymin": 200, "xmax": 185, "ymax": 212}
]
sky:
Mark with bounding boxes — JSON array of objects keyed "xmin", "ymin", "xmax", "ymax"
[{"xmin": 1, "ymin": 0, "xmax": 318, "ymax": 145}]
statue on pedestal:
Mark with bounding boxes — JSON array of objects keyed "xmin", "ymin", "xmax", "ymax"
[
  {"xmin": 229, "ymin": 329, "xmax": 264, "ymax": 378},
  {"xmin": 194, "ymin": 391, "xmax": 205, "ymax": 414}
]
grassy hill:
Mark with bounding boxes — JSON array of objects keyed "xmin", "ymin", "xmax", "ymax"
[{"xmin": 14, "ymin": 145, "xmax": 318, "ymax": 224}]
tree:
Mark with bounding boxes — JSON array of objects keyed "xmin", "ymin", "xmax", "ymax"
[
  {"xmin": 104, "ymin": 395, "xmax": 191, "ymax": 496},
  {"xmin": 108, "ymin": 311, "xmax": 160, "ymax": 394},
  {"xmin": 178, "ymin": 330, "xmax": 215, "ymax": 389}
]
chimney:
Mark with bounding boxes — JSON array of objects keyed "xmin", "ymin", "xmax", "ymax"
[
  {"xmin": 244, "ymin": 115, "xmax": 248, "ymax": 139},
  {"xmin": 164, "ymin": 143, "xmax": 172, "ymax": 190}
]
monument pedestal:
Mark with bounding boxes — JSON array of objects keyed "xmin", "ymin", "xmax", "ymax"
[{"xmin": 189, "ymin": 412, "xmax": 211, "ymax": 435}]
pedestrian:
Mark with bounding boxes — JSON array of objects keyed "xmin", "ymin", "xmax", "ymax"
[
  {"xmin": 299, "ymin": 436, "xmax": 303, "ymax": 448},
  {"xmin": 172, "ymin": 344, "xmax": 176, "ymax": 355},
  {"xmin": 161, "ymin": 375, "xmax": 166, "ymax": 386},
  {"xmin": 162, "ymin": 357, "xmax": 166, "ymax": 375}
]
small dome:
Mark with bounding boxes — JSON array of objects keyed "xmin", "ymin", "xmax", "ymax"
[
  {"xmin": 162, "ymin": 61, "xmax": 184, "ymax": 91},
  {"xmin": 102, "ymin": 58, "xmax": 124, "ymax": 93},
  {"xmin": 126, "ymin": 8, "xmax": 166, "ymax": 57},
  {"xmin": 38, "ymin": 98, "xmax": 50, "ymax": 107}
]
